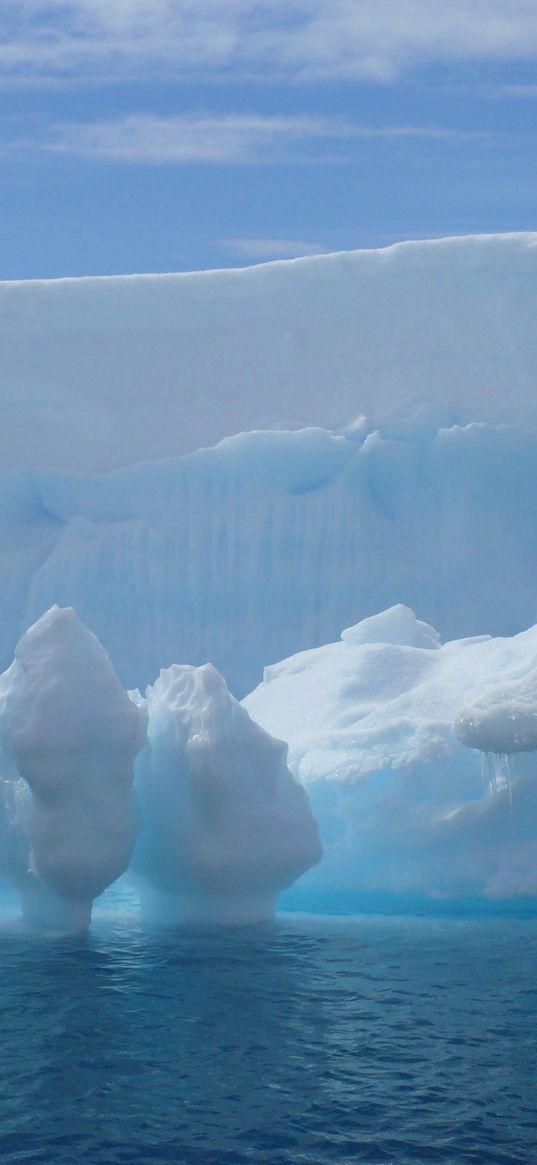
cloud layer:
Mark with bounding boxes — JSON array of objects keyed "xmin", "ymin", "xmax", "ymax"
[
  {"xmin": 42, "ymin": 112, "xmax": 481, "ymax": 165},
  {"xmin": 3, "ymin": 1, "xmax": 537, "ymax": 86}
]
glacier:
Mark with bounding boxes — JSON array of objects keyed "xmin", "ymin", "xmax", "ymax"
[{"xmin": 2, "ymin": 232, "xmax": 537, "ymax": 912}]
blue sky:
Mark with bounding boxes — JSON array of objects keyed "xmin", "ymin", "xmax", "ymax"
[{"xmin": 2, "ymin": 1, "xmax": 537, "ymax": 279}]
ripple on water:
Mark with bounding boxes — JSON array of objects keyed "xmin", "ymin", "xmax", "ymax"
[{"xmin": 0, "ymin": 908, "xmax": 536, "ymax": 1165}]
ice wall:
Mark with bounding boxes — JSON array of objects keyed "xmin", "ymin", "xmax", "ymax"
[
  {"xmin": 134, "ymin": 663, "xmax": 322, "ymax": 923},
  {"xmin": 0, "ymin": 607, "xmax": 144, "ymax": 929},
  {"xmin": 1, "ymin": 421, "xmax": 537, "ymax": 697},
  {"xmin": 1, "ymin": 233, "xmax": 537, "ymax": 758},
  {"xmin": 2, "ymin": 233, "xmax": 537, "ymax": 473},
  {"xmin": 244, "ymin": 607, "xmax": 537, "ymax": 902}
]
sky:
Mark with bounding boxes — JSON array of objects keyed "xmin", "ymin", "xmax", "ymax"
[{"xmin": 2, "ymin": 1, "xmax": 537, "ymax": 279}]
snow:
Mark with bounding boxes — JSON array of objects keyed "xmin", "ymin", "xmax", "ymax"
[
  {"xmin": 2, "ymin": 233, "xmax": 537, "ymax": 473},
  {"xmin": 455, "ymin": 702, "xmax": 537, "ymax": 755},
  {"xmin": 0, "ymin": 607, "xmax": 144, "ymax": 929},
  {"xmin": 243, "ymin": 606, "xmax": 537, "ymax": 900},
  {"xmin": 133, "ymin": 662, "xmax": 322, "ymax": 923},
  {"xmin": 341, "ymin": 604, "xmax": 441, "ymax": 649}
]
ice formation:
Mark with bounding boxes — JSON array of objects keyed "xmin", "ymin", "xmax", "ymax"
[
  {"xmin": 244, "ymin": 606, "xmax": 537, "ymax": 902},
  {"xmin": 134, "ymin": 663, "xmax": 322, "ymax": 923},
  {"xmin": 0, "ymin": 607, "xmax": 145, "ymax": 929}
]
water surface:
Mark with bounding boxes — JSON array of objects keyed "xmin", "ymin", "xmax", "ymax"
[{"xmin": 1, "ymin": 907, "xmax": 536, "ymax": 1164}]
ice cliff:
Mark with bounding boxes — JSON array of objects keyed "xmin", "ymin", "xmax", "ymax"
[
  {"xmin": 2, "ymin": 233, "xmax": 537, "ymax": 473},
  {"xmin": 2, "ymin": 234, "xmax": 537, "ymax": 695}
]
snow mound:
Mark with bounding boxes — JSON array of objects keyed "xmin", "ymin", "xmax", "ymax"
[
  {"xmin": 0, "ymin": 606, "xmax": 145, "ymax": 929},
  {"xmin": 341, "ymin": 605, "xmax": 441, "ymax": 649},
  {"xmin": 134, "ymin": 662, "xmax": 322, "ymax": 923},
  {"xmin": 244, "ymin": 609, "xmax": 537, "ymax": 901}
]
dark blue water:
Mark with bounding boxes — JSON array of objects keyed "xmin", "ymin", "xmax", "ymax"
[{"xmin": 1, "ymin": 907, "xmax": 536, "ymax": 1165}]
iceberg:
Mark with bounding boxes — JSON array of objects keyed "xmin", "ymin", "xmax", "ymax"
[
  {"xmin": 244, "ymin": 606, "xmax": 537, "ymax": 902},
  {"xmin": 1, "ymin": 234, "xmax": 537, "ymax": 913},
  {"xmin": 0, "ymin": 607, "xmax": 145, "ymax": 929},
  {"xmin": 134, "ymin": 663, "xmax": 322, "ymax": 923}
]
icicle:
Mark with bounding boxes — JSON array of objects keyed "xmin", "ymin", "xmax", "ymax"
[
  {"xmin": 480, "ymin": 751, "xmax": 492, "ymax": 795},
  {"xmin": 499, "ymin": 752, "xmax": 515, "ymax": 835},
  {"xmin": 484, "ymin": 751, "xmax": 499, "ymax": 797},
  {"xmin": 481, "ymin": 750, "xmax": 516, "ymax": 833}
]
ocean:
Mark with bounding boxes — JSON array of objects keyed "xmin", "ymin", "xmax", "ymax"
[{"xmin": 1, "ymin": 905, "xmax": 536, "ymax": 1165}]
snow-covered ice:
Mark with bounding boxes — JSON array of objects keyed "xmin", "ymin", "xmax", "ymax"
[
  {"xmin": 455, "ymin": 700, "xmax": 537, "ymax": 755},
  {"xmin": 0, "ymin": 607, "xmax": 144, "ymax": 929},
  {"xmin": 2, "ymin": 233, "xmax": 537, "ymax": 473},
  {"xmin": 134, "ymin": 663, "xmax": 322, "ymax": 923},
  {"xmin": 244, "ymin": 606, "xmax": 537, "ymax": 901}
]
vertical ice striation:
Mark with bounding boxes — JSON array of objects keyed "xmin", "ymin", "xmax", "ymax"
[
  {"xmin": 0, "ymin": 606, "xmax": 145, "ymax": 930},
  {"xmin": 0, "ymin": 422, "xmax": 536, "ymax": 698},
  {"xmin": 134, "ymin": 663, "xmax": 322, "ymax": 923}
]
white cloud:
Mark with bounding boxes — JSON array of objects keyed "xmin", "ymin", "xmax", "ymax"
[
  {"xmin": 44, "ymin": 112, "xmax": 481, "ymax": 165},
  {"xmin": 48, "ymin": 113, "xmax": 352, "ymax": 164},
  {"xmin": 2, "ymin": 2, "xmax": 537, "ymax": 86}
]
